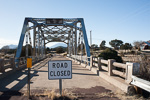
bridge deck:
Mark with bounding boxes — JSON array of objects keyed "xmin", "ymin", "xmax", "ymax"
[{"xmin": 0, "ymin": 54, "xmax": 122, "ymax": 99}]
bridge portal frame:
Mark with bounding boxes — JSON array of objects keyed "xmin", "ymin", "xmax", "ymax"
[{"xmin": 15, "ymin": 18, "xmax": 91, "ymax": 67}]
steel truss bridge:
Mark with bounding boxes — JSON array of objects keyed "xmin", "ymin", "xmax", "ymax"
[{"xmin": 15, "ymin": 18, "xmax": 91, "ymax": 67}]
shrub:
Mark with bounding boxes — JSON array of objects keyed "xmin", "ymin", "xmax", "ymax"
[
  {"xmin": 63, "ymin": 53, "xmax": 67, "ymax": 57},
  {"xmin": 138, "ymin": 55, "xmax": 150, "ymax": 81},
  {"xmin": 56, "ymin": 47, "xmax": 65, "ymax": 53},
  {"xmin": 120, "ymin": 51, "xmax": 124, "ymax": 57},
  {"xmin": 98, "ymin": 48, "xmax": 123, "ymax": 63},
  {"xmin": 130, "ymin": 50, "xmax": 135, "ymax": 55}
]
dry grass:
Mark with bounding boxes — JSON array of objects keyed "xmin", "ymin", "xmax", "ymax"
[
  {"xmin": 138, "ymin": 55, "xmax": 150, "ymax": 81},
  {"xmin": 96, "ymin": 90, "xmax": 147, "ymax": 100},
  {"xmin": 115, "ymin": 90, "xmax": 146, "ymax": 100},
  {"xmin": 96, "ymin": 91, "xmax": 115, "ymax": 98},
  {"xmin": 23, "ymin": 89, "xmax": 77, "ymax": 100},
  {"xmin": 22, "ymin": 89, "xmax": 149, "ymax": 100},
  {"xmin": 123, "ymin": 54, "xmax": 150, "ymax": 81}
]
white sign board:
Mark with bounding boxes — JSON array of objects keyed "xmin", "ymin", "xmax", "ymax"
[{"xmin": 48, "ymin": 60, "xmax": 72, "ymax": 80}]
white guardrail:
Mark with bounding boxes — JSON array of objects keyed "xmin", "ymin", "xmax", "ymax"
[{"xmin": 131, "ymin": 76, "xmax": 150, "ymax": 92}]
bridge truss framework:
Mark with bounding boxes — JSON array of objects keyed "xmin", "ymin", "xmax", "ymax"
[{"xmin": 15, "ymin": 18, "xmax": 91, "ymax": 67}]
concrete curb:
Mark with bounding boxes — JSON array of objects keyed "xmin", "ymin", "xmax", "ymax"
[
  {"xmin": 67, "ymin": 57, "xmax": 131, "ymax": 93},
  {"xmin": 98, "ymin": 71, "xmax": 129, "ymax": 93}
]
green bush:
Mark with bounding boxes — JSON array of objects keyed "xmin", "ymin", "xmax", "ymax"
[
  {"xmin": 56, "ymin": 47, "xmax": 65, "ymax": 53},
  {"xmin": 98, "ymin": 48, "xmax": 123, "ymax": 63},
  {"xmin": 130, "ymin": 50, "xmax": 135, "ymax": 55}
]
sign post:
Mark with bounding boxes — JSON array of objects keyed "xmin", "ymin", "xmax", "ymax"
[
  {"xmin": 48, "ymin": 60, "xmax": 72, "ymax": 95},
  {"xmin": 59, "ymin": 79, "xmax": 62, "ymax": 95},
  {"xmin": 27, "ymin": 58, "xmax": 32, "ymax": 99}
]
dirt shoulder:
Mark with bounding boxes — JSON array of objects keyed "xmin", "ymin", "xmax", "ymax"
[
  {"xmin": 0, "ymin": 85, "xmax": 148, "ymax": 100},
  {"xmin": 0, "ymin": 86, "xmax": 120, "ymax": 100}
]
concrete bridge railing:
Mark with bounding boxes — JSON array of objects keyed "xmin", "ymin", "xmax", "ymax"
[
  {"xmin": 0, "ymin": 54, "xmax": 51, "ymax": 79},
  {"xmin": 90, "ymin": 56, "xmax": 139, "ymax": 84},
  {"xmin": 67, "ymin": 54, "xmax": 142, "ymax": 93},
  {"xmin": 68, "ymin": 55, "xmax": 139, "ymax": 84},
  {"xmin": 0, "ymin": 58, "xmax": 16, "ymax": 73}
]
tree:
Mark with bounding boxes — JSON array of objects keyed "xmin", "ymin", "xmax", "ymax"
[
  {"xmin": 46, "ymin": 47, "xmax": 50, "ymax": 54},
  {"xmin": 77, "ymin": 43, "xmax": 85, "ymax": 54},
  {"xmin": 91, "ymin": 44, "xmax": 98, "ymax": 51},
  {"xmin": 98, "ymin": 48, "xmax": 123, "ymax": 63},
  {"xmin": 109, "ymin": 39, "xmax": 123, "ymax": 50},
  {"xmin": 20, "ymin": 44, "xmax": 32, "ymax": 57},
  {"xmin": 133, "ymin": 41, "xmax": 143, "ymax": 51},
  {"xmin": 120, "ymin": 43, "xmax": 132, "ymax": 50},
  {"xmin": 100, "ymin": 40, "xmax": 106, "ymax": 50},
  {"xmin": 56, "ymin": 47, "xmax": 65, "ymax": 53}
]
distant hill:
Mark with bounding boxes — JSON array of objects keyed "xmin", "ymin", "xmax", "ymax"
[
  {"xmin": 0, "ymin": 44, "xmax": 17, "ymax": 49},
  {"xmin": 49, "ymin": 43, "xmax": 67, "ymax": 48},
  {"xmin": 8, "ymin": 44, "xmax": 17, "ymax": 49},
  {"xmin": 1, "ymin": 43, "xmax": 67, "ymax": 50}
]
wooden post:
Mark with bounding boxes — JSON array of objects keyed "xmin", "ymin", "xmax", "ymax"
[
  {"xmin": 0, "ymin": 59, "xmax": 5, "ymax": 73},
  {"xmin": 108, "ymin": 59, "xmax": 115, "ymax": 76}
]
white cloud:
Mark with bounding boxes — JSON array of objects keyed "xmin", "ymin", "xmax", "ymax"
[{"xmin": 0, "ymin": 38, "xmax": 18, "ymax": 48}]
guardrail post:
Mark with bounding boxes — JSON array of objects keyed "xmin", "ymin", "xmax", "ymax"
[
  {"xmin": 125, "ymin": 62, "xmax": 140, "ymax": 84},
  {"xmin": 0, "ymin": 59, "xmax": 5, "ymax": 73},
  {"xmin": 90, "ymin": 56, "xmax": 93, "ymax": 68},
  {"xmin": 10, "ymin": 58, "xmax": 16, "ymax": 70},
  {"xmin": 126, "ymin": 62, "xmax": 133, "ymax": 84},
  {"xmin": 98, "ymin": 57, "xmax": 102, "ymax": 71},
  {"xmin": 108, "ymin": 59, "xmax": 115, "ymax": 76}
]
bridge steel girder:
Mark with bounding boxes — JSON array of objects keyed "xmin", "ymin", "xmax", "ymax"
[
  {"xmin": 15, "ymin": 18, "xmax": 91, "ymax": 67},
  {"xmin": 79, "ymin": 18, "xmax": 91, "ymax": 58},
  {"xmin": 15, "ymin": 18, "xmax": 29, "ymax": 67}
]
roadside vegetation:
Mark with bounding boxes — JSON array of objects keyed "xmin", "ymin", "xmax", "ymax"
[
  {"xmin": 1, "ymin": 39, "xmax": 150, "ymax": 82},
  {"xmin": 137, "ymin": 54, "xmax": 150, "ymax": 81},
  {"xmin": 23, "ymin": 89, "xmax": 77, "ymax": 100},
  {"xmin": 23, "ymin": 89, "xmax": 148, "ymax": 100},
  {"xmin": 98, "ymin": 48, "xmax": 123, "ymax": 63},
  {"xmin": 89, "ymin": 39, "xmax": 150, "ymax": 82}
]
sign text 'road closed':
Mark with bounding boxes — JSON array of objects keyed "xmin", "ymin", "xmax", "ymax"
[{"xmin": 48, "ymin": 60, "xmax": 72, "ymax": 80}]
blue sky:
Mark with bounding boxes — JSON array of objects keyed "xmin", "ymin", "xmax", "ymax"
[{"xmin": 0, "ymin": 0, "xmax": 150, "ymax": 48}]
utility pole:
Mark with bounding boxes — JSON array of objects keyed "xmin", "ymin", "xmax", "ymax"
[
  {"xmin": 90, "ymin": 30, "xmax": 93, "ymax": 54},
  {"xmin": 90, "ymin": 30, "xmax": 92, "ymax": 46}
]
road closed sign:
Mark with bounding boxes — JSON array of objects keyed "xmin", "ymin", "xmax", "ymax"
[{"xmin": 48, "ymin": 60, "xmax": 72, "ymax": 80}]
